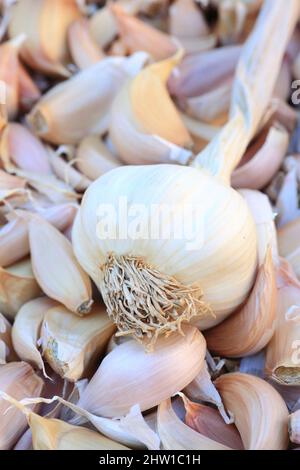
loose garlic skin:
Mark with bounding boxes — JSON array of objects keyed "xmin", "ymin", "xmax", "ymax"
[{"xmin": 73, "ymin": 164, "xmax": 257, "ymax": 333}]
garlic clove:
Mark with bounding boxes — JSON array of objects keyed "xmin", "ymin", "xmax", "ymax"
[
  {"xmin": 75, "ymin": 135, "xmax": 122, "ymax": 181},
  {"xmin": 68, "ymin": 18, "xmax": 104, "ymax": 70},
  {"xmin": 0, "ymin": 313, "xmax": 17, "ymax": 364},
  {"xmin": 0, "ymin": 257, "xmax": 41, "ymax": 322},
  {"xmin": 215, "ymin": 372, "xmax": 289, "ymax": 450},
  {"xmin": 183, "ymin": 394, "xmax": 243, "ymax": 449},
  {"xmin": 27, "ymin": 53, "xmax": 147, "ymax": 145},
  {"xmin": 76, "ymin": 325, "xmax": 206, "ymax": 418},
  {"xmin": 47, "ymin": 146, "xmax": 92, "ymax": 191},
  {"xmin": 204, "ymin": 247, "xmax": 276, "ymax": 358},
  {"xmin": 0, "ymin": 203, "xmax": 78, "ymax": 268},
  {"xmin": 14, "ymin": 428, "xmax": 33, "ymax": 451},
  {"xmin": 89, "ymin": 6, "xmax": 118, "ymax": 49},
  {"xmin": 183, "ymin": 79, "xmax": 232, "ymax": 123},
  {"xmin": 28, "ymin": 215, "xmax": 93, "ymax": 315},
  {"xmin": 109, "ymin": 51, "xmax": 193, "ymax": 164},
  {"xmin": 0, "ymin": 36, "xmax": 23, "ymax": 119},
  {"xmin": 157, "ymin": 398, "xmax": 231, "ymax": 450},
  {"xmin": 232, "ymin": 123, "xmax": 289, "ymax": 190},
  {"xmin": 18, "ymin": 63, "xmax": 41, "ymax": 111},
  {"xmin": 0, "ymin": 122, "xmax": 52, "ymax": 174},
  {"xmin": 265, "ymin": 261, "xmax": 300, "ymax": 385},
  {"xmin": 0, "ymin": 362, "xmax": 44, "ymax": 450},
  {"xmin": 8, "ymin": 0, "xmax": 81, "ymax": 76},
  {"xmin": 168, "ymin": 45, "xmax": 241, "ymax": 99},
  {"xmin": 0, "ymin": 392, "xmax": 129, "ymax": 450},
  {"xmin": 169, "ymin": 0, "xmax": 209, "ymax": 38},
  {"xmin": 111, "ymin": 4, "xmax": 177, "ymax": 61},
  {"xmin": 12, "ymin": 297, "xmax": 57, "ymax": 375},
  {"xmin": 289, "ymin": 410, "xmax": 300, "ymax": 444},
  {"xmin": 130, "ymin": 51, "xmax": 192, "ymax": 147},
  {"xmin": 40, "ymin": 303, "xmax": 116, "ymax": 382}
]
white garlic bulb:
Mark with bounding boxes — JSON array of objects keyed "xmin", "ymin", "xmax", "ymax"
[{"xmin": 73, "ymin": 1, "xmax": 298, "ymax": 345}]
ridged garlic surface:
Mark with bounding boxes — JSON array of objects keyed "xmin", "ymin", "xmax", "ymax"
[{"xmin": 73, "ymin": 0, "xmax": 297, "ymax": 344}]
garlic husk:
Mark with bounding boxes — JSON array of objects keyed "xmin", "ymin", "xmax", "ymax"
[
  {"xmin": 8, "ymin": 0, "xmax": 81, "ymax": 76},
  {"xmin": 289, "ymin": 410, "xmax": 300, "ymax": 444},
  {"xmin": 18, "ymin": 63, "xmax": 41, "ymax": 111},
  {"xmin": 0, "ymin": 257, "xmax": 41, "ymax": 321},
  {"xmin": 40, "ymin": 303, "xmax": 115, "ymax": 382},
  {"xmin": 111, "ymin": 4, "xmax": 177, "ymax": 61},
  {"xmin": 68, "ymin": 17, "xmax": 104, "ymax": 70},
  {"xmin": 204, "ymin": 247, "xmax": 276, "ymax": 357},
  {"xmin": 28, "ymin": 215, "xmax": 93, "ymax": 315},
  {"xmin": 27, "ymin": 53, "xmax": 148, "ymax": 145},
  {"xmin": 0, "ymin": 122, "xmax": 52, "ymax": 174},
  {"xmin": 168, "ymin": 45, "xmax": 241, "ymax": 99},
  {"xmin": 76, "ymin": 135, "xmax": 122, "ymax": 181},
  {"xmin": 16, "ymin": 169, "xmax": 79, "ymax": 204},
  {"xmin": 183, "ymin": 394, "xmax": 243, "ymax": 449},
  {"xmin": 0, "ymin": 392, "xmax": 130, "ymax": 450},
  {"xmin": 215, "ymin": 372, "xmax": 289, "ymax": 450},
  {"xmin": 0, "ymin": 203, "xmax": 78, "ymax": 267},
  {"xmin": 240, "ymin": 189, "xmax": 279, "ymax": 265},
  {"xmin": 0, "ymin": 313, "xmax": 16, "ymax": 364},
  {"xmin": 73, "ymin": 0, "xmax": 296, "ymax": 342},
  {"xmin": 109, "ymin": 51, "xmax": 193, "ymax": 165},
  {"xmin": 0, "ymin": 362, "xmax": 44, "ymax": 450},
  {"xmin": 27, "ymin": 394, "xmax": 160, "ymax": 450},
  {"xmin": 76, "ymin": 325, "xmax": 206, "ymax": 418},
  {"xmin": 157, "ymin": 398, "xmax": 231, "ymax": 450},
  {"xmin": 232, "ymin": 123, "xmax": 289, "ymax": 190},
  {"xmin": 184, "ymin": 361, "xmax": 232, "ymax": 423},
  {"xmin": 265, "ymin": 261, "xmax": 300, "ymax": 386},
  {"xmin": 12, "ymin": 392, "xmax": 159, "ymax": 450},
  {"xmin": 12, "ymin": 297, "xmax": 57, "ymax": 375},
  {"xmin": 47, "ymin": 146, "xmax": 91, "ymax": 191},
  {"xmin": 169, "ymin": 0, "xmax": 209, "ymax": 38}
]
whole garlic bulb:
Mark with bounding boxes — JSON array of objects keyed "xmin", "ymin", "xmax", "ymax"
[{"xmin": 73, "ymin": 0, "xmax": 298, "ymax": 345}]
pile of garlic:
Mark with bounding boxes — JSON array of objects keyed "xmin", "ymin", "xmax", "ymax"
[{"xmin": 0, "ymin": 0, "xmax": 300, "ymax": 451}]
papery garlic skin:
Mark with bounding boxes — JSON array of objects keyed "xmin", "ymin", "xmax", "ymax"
[{"xmin": 73, "ymin": 164, "xmax": 257, "ymax": 341}]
